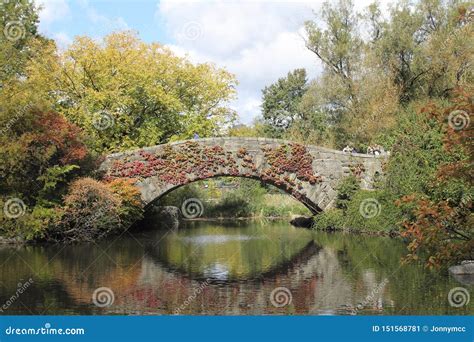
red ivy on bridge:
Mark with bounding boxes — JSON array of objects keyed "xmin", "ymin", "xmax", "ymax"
[{"xmin": 107, "ymin": 141, "xmax": 322, "ymax": 198}]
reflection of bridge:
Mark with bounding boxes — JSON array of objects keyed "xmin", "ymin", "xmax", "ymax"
[
  {"xmin": 101, "ymin": 138, "xmax": 385, "ymax": 214},
  {"xmin": 145, "ymin": 240, "xmax": 319, "ymax": 282},
  {"xmin": 0, "ymin": 232, "xmax": 393, "ymax": 315}
]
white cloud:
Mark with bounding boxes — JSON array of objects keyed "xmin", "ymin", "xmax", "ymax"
[
  {"xmin": 35, "ymin": 0, "xmax": 130, "ymax": 49},
  {"xmin": 157, "ymin": 0, "xmax": 326, "ymax": 124},
  {"xmin": 35, "ymin": 0, "xmax": 71, "ymax": 28},
  {"xmin": 157, "ymin": 0, "xmax": 393, "ymax": 124}
]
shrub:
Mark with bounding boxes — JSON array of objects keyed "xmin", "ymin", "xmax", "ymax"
[
  {"xmin": 343, "ymin": 190, "xmax": 400, "ymax": 232},
  {"xmin": 312, "ymin": 190, "xmax": 400, "ymax": 233},
  {"xmin": 0, "ymin": 199, "xmax": 62, "ymax": 241},
  {"xmin": 258, "ymin": 194, "xmax": 310, "ymax": 217},
  {"xmin": 0, "ymin": 110, "xmax": 91, "ymax": 203},
  {"xmin": 312, "ymin": 208, "xmax": 345, "ymax": 230},
  {"xmin": 55, "ymin": 178, "xmax": 121, "ymax": 242},
  {"xmin": 398, "ymin": 89, "xmax": 473, "ymax": 268},
  {"xmin": 54, "ymin": 178, "xmax": 143, "ymax": 242},
  {"xmin": 207, "ymin": 192, "xmax": 252, "ymax": 218},
  {"xmin": 106, "ymin": 178, "xmax": 144, "ymax": 228},
  {"xmin": 334, "ymin": 175, "xmax": 360, "ymax": 210}
]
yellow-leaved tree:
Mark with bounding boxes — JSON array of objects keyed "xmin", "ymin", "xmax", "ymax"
[{"xmin": 28, "ymin": 31, "xmax": 238, "ymax": 153}]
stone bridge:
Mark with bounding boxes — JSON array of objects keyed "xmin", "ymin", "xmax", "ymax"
[{"xmin": 100, "ymin": 138, "xmax": 386, "ymax": 214}]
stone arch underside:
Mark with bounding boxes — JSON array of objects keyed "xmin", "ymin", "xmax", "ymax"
[
  {"xmin": 144, "ymin": 174, "xmax": 323, "ymax": 214},
  {"xmin": 100, "ymin": 138, "xmax": 385, "ymax": 215}
]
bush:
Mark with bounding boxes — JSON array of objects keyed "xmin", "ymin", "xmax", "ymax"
[
  {"xmin": 397, "ymin": 89, "xmax": 473, "ymax": 268},
  {"xmin": 53, "ymin": 178, "xmax": 143, "ymax": 242},
  {"xmin": 312, "ymin": 190, "xmax": 400, "ymax": 233},
  {"xmin": 334, "ymin": 175, "xmax": 360, "ymax": 210},
  {"xmin": 381, "ymin": 104, "xmax": 447, "ymax": 199},
  {"xmin": 258, "ymin": 194, "xmax": 310, "ymax": 217},
  {"xmin": 206, "ymin": 192, "xmax": 252, "ymax": 217},
  {"xmin": 107, "ymin": 178, "xmax": 144, "ymax": 228},
  {"xmin": 0, "ymin": 199, "xmax": 62, "ymax": 241},
  {"xmin": 343, "ymin": 190, "xmax": 400, "ymax": 232},
  {"xmin": 312, "ymin": 208, "xmax": 345, "ymax": 230}
]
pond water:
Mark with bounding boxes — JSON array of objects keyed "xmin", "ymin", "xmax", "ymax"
[{"xmin": 0, "ymin": 220, "xmax": 471, "ymax": 315}]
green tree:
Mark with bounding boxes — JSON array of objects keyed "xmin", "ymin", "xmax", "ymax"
[
  {"xmin": 0, "ymin": 0, "xmax": 45, "ymax": 83},
  {"xmin": 261, "ymin": 68, "xmax": 308, "ymax": 138},
  {"xmin": 304, "ymin": 0, "xmax": 362, "ymax": 121}
]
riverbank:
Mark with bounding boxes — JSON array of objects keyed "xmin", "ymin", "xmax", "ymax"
[{"xmin": 184, "ymin": 216, "xmax": 399, "ymax": 237}]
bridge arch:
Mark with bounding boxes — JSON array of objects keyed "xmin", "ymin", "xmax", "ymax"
[
  {"xmin": 146, "ymin": 173, "xmax": 322, "ymax": 214},
  {"xmin": 100, "ymin": 137, "xmax": 385, "ymax": 214}
]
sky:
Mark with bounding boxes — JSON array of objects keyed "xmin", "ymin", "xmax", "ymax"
[{"xmin": 35, "ymin": 0, "xmax": 390, "ymax": 124}]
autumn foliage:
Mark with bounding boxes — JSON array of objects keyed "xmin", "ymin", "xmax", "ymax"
[
  {"xmin": 398, "ymin": 88, "xmax": 473, "ymax": 269},
  {"xmin": 53, "ymin": 178, "xmax": 143, "ymax": 242},
  {"xmin": 31, "ymin": 111, "xmax": 88, "ymax": 165}
]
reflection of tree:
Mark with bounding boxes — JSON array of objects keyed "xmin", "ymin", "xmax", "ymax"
[
  {"xmin": 135, "ymin": 242, "xmax": 394, "ymax": 315},
  {"xmin": 144, "ymin": 224, "xmax": 315, "ymax": 281},
  {"xmin": 0, "ymin": 229, "xmax": 468, "ymax": 315}
]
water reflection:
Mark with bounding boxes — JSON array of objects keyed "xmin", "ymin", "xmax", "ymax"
[
  {"xmin": 145, "ymin": 223, "xmax": 316, "ymax": 282},
  {"xmin": 0, "ymin": 221, "xmax": 471, "ymax": 315}
]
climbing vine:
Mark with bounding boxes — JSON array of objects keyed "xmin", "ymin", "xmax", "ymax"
[{"xmin": 261, "ymin": 144, "xmax": 321, "ymax": 185}]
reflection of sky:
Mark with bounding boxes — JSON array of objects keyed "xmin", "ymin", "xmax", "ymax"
[
  {"xmin": 179, "ymin": 235, "xmax": 259, "ymax": 245},
  {"xmin": 203, "ymin": 262, "xmax": 229, "ymax": 280}
]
